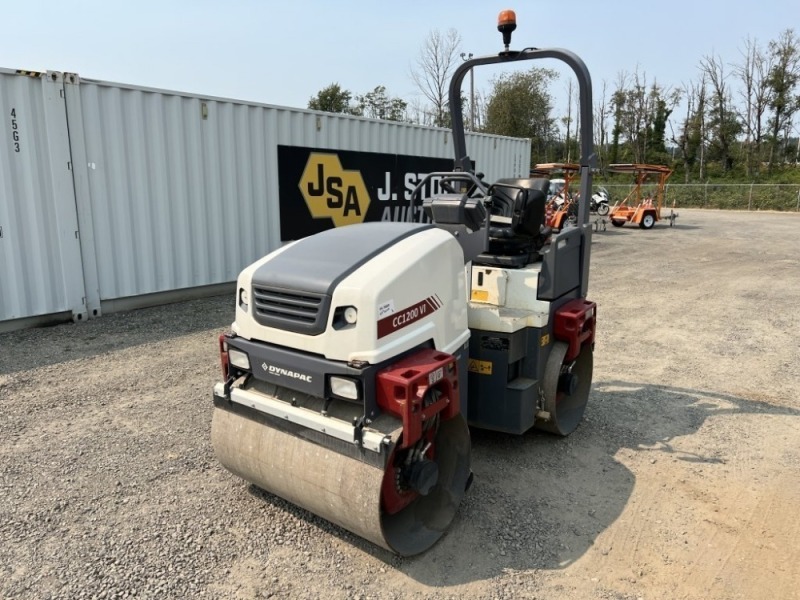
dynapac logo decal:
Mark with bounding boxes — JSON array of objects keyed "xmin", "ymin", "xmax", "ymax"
[
  {"xmin": 299, "ymin": 153, "xmax": 371, "ymax": 227},
  {"xmin": 261, "ymin": 362, "xmax": 313, "ymax": 383},
  {"xmin": 377, "ymin": 296, "xmax": 442, "ymax": 339}
]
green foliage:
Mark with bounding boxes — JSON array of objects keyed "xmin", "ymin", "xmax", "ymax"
[
  {"xmin": 669, "ymin": 158, "xmax": 800, "ymax": 183},
  {"xmin": 597, "ymin": 29, "xmax": 798, "ymax": 180},
  {"xmin": 671, "ymin": 183, "xmax": 799, "ymax": 210},
  {"xmin": 766, "ymin": 29, "xmax": 800, "ymax": 166},
  {"xmin": 609, "ymin": 88, "xmax": 625, "ymax": 164},
  {"xmin": 650, "ymin": 97, "xmax": 671, "ymax": 155},
  {"xmin": 482, "ymin": 68, "xmax": 558, "ymax": 162},
  {"xmin": 308, "ymin": 83, "xmax": 409, "ymax": 122},
  {"xmin": 596, "ymin": 181, "xmax": 800, "ymax": 210},
  {"xmin": 355, "ymin": 86, "xmax": 409, "ymax": 122},
  {"xmin": 707, "ymin": 106, "xmax": 743, "ymax": 168},
  {"xmin": 607, "ymin": 75, "xmax": 677, "ymax": 165},
  {"xmin": 308, "ymin": 83, "xmax": 359, "ymax": 115}
]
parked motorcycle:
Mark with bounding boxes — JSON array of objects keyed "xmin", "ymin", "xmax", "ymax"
[{"xmin": 590, "ymin": 186, "xmax": 610, "ymax": 216}]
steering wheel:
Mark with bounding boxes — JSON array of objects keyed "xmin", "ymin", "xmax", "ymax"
[{"xmin": 409, "ymin": 171, "xmax": 488, "ymax": 206}]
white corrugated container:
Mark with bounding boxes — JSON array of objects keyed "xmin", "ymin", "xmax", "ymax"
[
  {"xmin": 0, "ymin": 69, "xmax": 87, "ymax": 325},
  {"xmin": 1, "ymin": 68, "xmax": 530, "ymax": 328}
]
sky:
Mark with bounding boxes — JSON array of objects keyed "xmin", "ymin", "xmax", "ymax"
[{"xmin": 4, "ymin": 0, "xmax": 798, "ymax": 125}]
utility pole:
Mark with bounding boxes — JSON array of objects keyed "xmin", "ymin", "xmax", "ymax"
[{"xmin": 460, "ymin": 52, "xmax": 475, "ymax": 130}]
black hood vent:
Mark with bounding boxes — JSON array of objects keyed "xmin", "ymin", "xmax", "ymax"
[
  {"xmin": 251, "ymin": 222, "xmax": 433, "ymax": 336},
  {"xmin": 252, "ymin": 286, "xmax": 329, "ymax": 335}
]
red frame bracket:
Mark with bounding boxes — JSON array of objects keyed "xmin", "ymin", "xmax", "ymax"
[
  {"xmin": 554, "ymin": 299, "xmax": 597, "ymax": 362},
  {"xmin": 376, "ymin": 349, "xmax": 460, "ymax": 449}
]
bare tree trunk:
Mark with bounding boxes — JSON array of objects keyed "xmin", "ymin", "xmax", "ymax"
[
  {"xmin": 563, "ymin": 79, "xmax": 574, "ymax": 162},
  {"xmin": 735, "ymin": 37, "xmax": 759, "ymax": 178},
  {"xmin": 699, "ymin": 78, "xmax": 707, "ymax": 181},
  {"xmin": 766, "ymin": 30, "xmax": 800, "ymax": 170},
  {"xmin": 410, "ymin": 29, "xmax": 462, "ymax": 128},
  {"xmin": 594, "ymin": 80, "xmax": 610, "ymax": 171},
  {"xmin": 700, "ymin": 53, "xmax": 735, "ymax": 171}
]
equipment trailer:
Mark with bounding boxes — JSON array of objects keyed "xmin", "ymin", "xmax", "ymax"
[
  {"xmin": 532, "ymin": 162, "xmax": 582, "ymax": 230},
  {"xmin": 607, "ymin": 163, "xmax": 676, "ymax": 229},
  {"xmin": 212, "ymin": 10, "xmax": 597, "ymax": 556}
]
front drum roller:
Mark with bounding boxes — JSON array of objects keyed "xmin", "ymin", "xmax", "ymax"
[
  {"xmin": 535, "ymin": 341, "xmax": 593, "ymax": 436},
  {"xmin": 211, "ymin": 408, "xmax": 471, "ymax": 556}
]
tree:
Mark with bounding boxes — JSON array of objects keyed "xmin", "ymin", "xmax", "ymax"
[
  {"xmin": 593, "ymin": 80, "xmax": 612, "ymax": 171},
  {"xmin": 670, "ymin": 76, "xmax": 707, "ymax": 182},
  {"xmin": 308, "ymin": 83, "xmax": 358, "ymax": 114},
  {"xmin": 562, "ymin": 79, "xmax": 575, "ymax": 162},
  {"xmin": 483, "ymin": 67, "xmax": 558, "ymax": 163},
  {"xmin": 766, "ymin": 29, "xmax": 800, "ymax": 168},
  {"xmin": 471, "ymin": 89, "xmax": 487, "ymax": 131},
  {"xmin": 648, "ymin": 86, "xmax": 678, "ymax": 160},
  {"xmin": 700, "ymin": 53, "xmax": 741, "ymax": 172},
  {"xmin": 609, "ymin": 69, "xmax": 677, "ymax": 164},
  {"xmin": 410, "ymin": 29, "xmax": 462, "ymax": 127},
  {"xmin": 734, "ymin": 37, "xmax": 773, "ymax": 176},
  {"xmin": 695, "ymin": 78, "xmax": 708, "ymax": 181},
  {"xmin": 355, "ymin": 86, "xmax": 409, "ymax": 122},
  {"xmin": 621, "ymin": 69, "xmax": 649, "ymax": 163},
  {"xmin": 609, "ymin": 71, "xmax": 628, "ymax": 164}
]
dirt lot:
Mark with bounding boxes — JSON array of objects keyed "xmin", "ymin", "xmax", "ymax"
[{"xmin": 1, "ymin": 208, "xmax": 799, "ymax": 599}]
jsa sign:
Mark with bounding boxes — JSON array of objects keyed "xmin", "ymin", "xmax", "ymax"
[{"xmin": 277, "ymin": 145, "xmax": 457, "ymax": 241}]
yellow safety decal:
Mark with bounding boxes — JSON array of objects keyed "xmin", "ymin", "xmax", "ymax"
[
  {"xmin": 468, "ymin": 359, "xmax": 493, "ymax": 375},
  {"xmin": 471, "ymin": 289, "xmax": 489, "ymax": 302},
  {"xmin": 540, "ymin": 333, "xmax": 550, "ymax": 347}
]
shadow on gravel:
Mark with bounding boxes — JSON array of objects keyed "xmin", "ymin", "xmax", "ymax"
[
  {"xmin": 0, "ymin": 295, "xmax": 233, "ymax": 375},
  {"xmin": 594, "ymin": 222, "xmax": 703, "ymax": 234},
  {"xmin": 669, "ymin": 223, "xmax": 703, "ymax": 230},
  {"xmin": 396, "ymin": 380, "xmax": 800, "ymax": 586},
  {"xmin": 241, "ymin": 381, "xmax": 800, "ymax": 587}
]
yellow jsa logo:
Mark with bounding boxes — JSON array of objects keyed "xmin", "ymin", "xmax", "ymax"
[{"xmin": 299, "ymin": 153, "xmax": 371, "ymax": 227}]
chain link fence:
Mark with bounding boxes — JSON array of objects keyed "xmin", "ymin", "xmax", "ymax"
[{"xmin": 601, "ymin": 183, "xmax": 800, "ymax": 211}]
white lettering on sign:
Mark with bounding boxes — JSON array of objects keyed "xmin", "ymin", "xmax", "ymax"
[
  {"xmin": 376, "ymin": 295, "xmax": 441, "ymax": 339},
  {"xmin": 392, "ymin": 304, "xmax": 426, "ymax": 328}
]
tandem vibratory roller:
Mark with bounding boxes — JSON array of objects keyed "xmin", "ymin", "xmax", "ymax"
[{"xmin": 212, "ymin": 10, "xmax": 597, "ymax": 556}]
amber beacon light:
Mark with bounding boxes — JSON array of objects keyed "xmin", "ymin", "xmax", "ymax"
[{"xmin": 497, "ymin": 9, "xmax": 517, "ymax": 50}]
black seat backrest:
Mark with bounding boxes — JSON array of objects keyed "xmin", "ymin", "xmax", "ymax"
[{"xmin": 489, "ymin": 178, "xmax": 550, "ymax": 237}]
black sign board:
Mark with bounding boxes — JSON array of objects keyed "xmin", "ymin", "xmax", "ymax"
[{"xmin": 277, "ymin": 145, "xmax": 458, "ymax": 241}]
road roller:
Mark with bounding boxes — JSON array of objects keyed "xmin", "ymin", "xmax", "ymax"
[{"xmin": 212, "ymin": 11, "xmax": 597, "ymax": 556}]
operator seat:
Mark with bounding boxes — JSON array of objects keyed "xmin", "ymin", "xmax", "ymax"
[{"xmin": 474, "ymin": 178, "xmax": 551, "ymax": 268}]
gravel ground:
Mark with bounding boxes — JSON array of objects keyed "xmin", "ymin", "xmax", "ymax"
[{"xmin": 1, "ymin": 208, "xmax": 799, "ymax": 599}]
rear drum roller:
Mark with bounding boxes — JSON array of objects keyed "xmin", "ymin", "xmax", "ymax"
[
  {"xmin": 535, "ymin": 341, "xmax": 593, "ymax": 436},
  {"xmin": 211, "ymin": 408, "xmax": 471, "ymax": 556}
]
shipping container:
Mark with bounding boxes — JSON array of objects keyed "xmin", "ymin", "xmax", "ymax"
[
  {"xmin": 0, "ymin": 68, "xmax": 531, "ymax": 330},
  {"xmin": 0, "ymin": 69, "xmax": 87, "ymax": 327}
]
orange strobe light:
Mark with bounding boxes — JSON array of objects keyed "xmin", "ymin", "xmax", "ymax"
[{"xmin": 497, "ymin": 10, "xmax": 517, "ymax": 49}]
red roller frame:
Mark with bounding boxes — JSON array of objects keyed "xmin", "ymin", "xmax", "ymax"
[
  {"xmin": 375, "ymin": 349, "xmax": 460, "ymax": 449},
  {"xmin": 376, "ymin": 348, "xmax": 460, "ymax": 514},
  {"xmin": 218, "ymin": 333, "xmax": 230, "ymax": 380},
  {"xmin": 554, "ymin": 299, "xmax": 597, "ymax": 362}
]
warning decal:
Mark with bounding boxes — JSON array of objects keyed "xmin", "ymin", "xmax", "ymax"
[
  {"xmin": 468, "ymin": 359, "xmax": 493, "ymax": 375},
  {"xmin": 377, "ymin": 296, "xmax": 441, "ymax": 339}
]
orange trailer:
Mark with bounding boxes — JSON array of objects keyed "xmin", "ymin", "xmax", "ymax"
[
  {"xmin": 607, "ymin": 163, "xmax": 676, "ymax": 229},
  {"xmin": 531, "ymin": 162, "xmax": 581, "ymax": 230}
]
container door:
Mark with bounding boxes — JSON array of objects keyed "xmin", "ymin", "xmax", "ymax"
[{"xmin": 0, "ymin": 69, "xmax": 87, "ymax": 324}]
